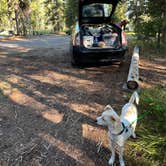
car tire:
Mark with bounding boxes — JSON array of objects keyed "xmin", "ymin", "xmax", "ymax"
[
  {"xmin": 71, "ymin": 47, "xmax": 83, "ymax": 67},
  {"xmin": 71, "ymin": 58, "xmax": 78, "ymax": 66},
  {"xmin": 71, "ymin": 54, "xmax": 81, "ymax": 67}
]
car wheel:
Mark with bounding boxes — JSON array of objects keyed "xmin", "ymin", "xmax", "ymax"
[
  {"xmin": 120, "ymin": 59, "xmax": 125, "ymax": 65},
  {"xmin": 71, "ymin": 54, "xmax": 81, "ymax": 67},
  {"xmin": 71, "ymin": 58, "xmax": 78, "ymax": 66},
  {"xmin": 119, "ymin": 54, "xmax": 127, "ymax": 68}
]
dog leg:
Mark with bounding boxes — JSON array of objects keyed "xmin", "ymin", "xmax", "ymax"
[
  {"xmin": 132, "ymin": 123, "xmax": 137, "ymax": 138},
  {"xmin": 132, "ymin": 131, "xmax": 136, "ymax": 138},
  {"xmin": 108, "ymin": 141, "xmax": 115, "ymax": 165},
  {"xmin": 119, "ymin": 146, "xmax": 125, "ymax": 166}
]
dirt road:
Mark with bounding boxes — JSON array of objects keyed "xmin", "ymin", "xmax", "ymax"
[{"xmin": 0, "ymin": 35, "xmax": 165, "ymax": 166}]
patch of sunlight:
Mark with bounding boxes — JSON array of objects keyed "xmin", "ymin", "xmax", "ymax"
[
  {"xmin": 11, "ymin": 37, "xmax": 29, "ymax": 41},
  {"xmin": 7, "ymin": 76, "xmax": 20, "ymax": 84},
  {"xmin": 162, "ymin": 80, "xmax": 166, "ymax": 85},
  {"xmin": 39, "ymin": 133, "xmax": 95, "ymax": 166},
  {"xmin": 0, "ymin": 81, "xmax": 64, "ymax": 124},
  {"xmin": 0, "ymin": 42, "xmax": 31, "ymax": 52},
  {"xmin": 0, "ymin": 55, "xmax": 7, "ymax": 58},
  {"xmin": 139, "ymin": 81, "xmax": 152, "ymax": 89},
  {"xmin": 140, "ymin": 59, "xmax": 166, "ymax": 71},
  {"xmin": 31, "ymin": 90, "xmax": 68, "ymax": 103},
  {"xmin": 54, "ymin": 93, "xmax": 68, "ymax": 101},
  {"xmin": 70, "ymin": 103, "xmax": 103, "ymax": 119},
  {"xmin": 15, "ymin": 47, "xmax": 31, "ymax": 52},
  {"xmin": 0, "ymin": 43, "xmax": 20, "ymax": 48},
  {"xmin": 140, "ymin": 14, "xmax": 151, "ymax": 22},
  {"xmin": 82, "ymin": 123, "xmax": 108, "ymax": 148},
  {"xmin": 7, "ymin": 75, "xmax": 32, "ymax": 88},
  {"xmin": 29, "ymin": 70, "xmax": 98, "ymax": 90},
  {"xmin": 0, "ymin": 81, "xmax": 46, "ymax": 110},
  {"xmin": 0, "ymin": 50, "xmax": 8, "ymax": 58},
  {"xmin": 29, "ymin": 75, "xmax": 56, "ymax": 85},
  {"xmin": 0, "ymin": 51, "xmax": 9, "ymax": 55},
  {"xmin": 7, "ymin": 75, "xmax": 68, "ymax": 102},
  {"xmin": 42, "ymin": 109, "xmax": 63, "ymax": 124},
  {"xmin": 154, "ymin": 58, "xmax": 166, "ymax": 63},
  {"xmin": 140, "ymin": 65, "xmax": 166, "ymax": 74}
]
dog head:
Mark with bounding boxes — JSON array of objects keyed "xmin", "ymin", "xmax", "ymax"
[{"xmin": 97, "ymin": 105, "xmax": 120, "ymax": 127}]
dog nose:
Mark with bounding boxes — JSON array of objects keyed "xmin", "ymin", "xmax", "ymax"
[{"xmin": 95, "ymin": 119, "xmax": 97, "ymax": 123}]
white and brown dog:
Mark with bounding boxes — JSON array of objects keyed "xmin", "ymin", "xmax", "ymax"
[{"xmin": 97, "ymin": 91, "xmax": 139, "ymax": 166}]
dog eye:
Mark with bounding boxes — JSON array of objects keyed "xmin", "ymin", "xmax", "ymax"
[
  {"xmin": 111, "ymin": 117, "xmax": 115, "ymax": 121},
  {"xmin": 102, "ymin": 117, "xmax": 105, "ymax": 121}
]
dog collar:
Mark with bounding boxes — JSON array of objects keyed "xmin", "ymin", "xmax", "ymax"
[{"xmin": 111, "ymin": 122, "xmax": 128, "ymax": 136}]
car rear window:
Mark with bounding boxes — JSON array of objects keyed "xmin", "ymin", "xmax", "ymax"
[{"xmin": 82, "ymin": 3, "xmax": 112, "ymax": 17}]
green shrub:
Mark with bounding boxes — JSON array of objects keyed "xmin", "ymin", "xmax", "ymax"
[{"xmin": 127, "ymin": 86, "xmax": 166, "ymax": 166}]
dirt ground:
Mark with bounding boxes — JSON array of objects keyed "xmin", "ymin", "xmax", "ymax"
[{"xmin": 0, "ymin": 35, "xmax": 165, "ymax": 166}]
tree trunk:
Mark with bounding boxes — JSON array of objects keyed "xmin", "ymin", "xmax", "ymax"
[
  {"xmin": 161, "ymin": 11, "xmax": 166, "ymax": 42},
  {"xmin": 22, "ymin": 20, "xmax": 27, "ymax": 36},
  {"xmin": 15, "ymin": 10, "xmax": 20, "ymax": 35},
  {"xmin": 7, "ymin": 0, "xmax": 12, "ymax": 30},
  {"xmin": 127, "ymin": 46, "xmax": 139, "ymax": 90},
  {"xmin": 157, "ymin": 28, "xmax": 161, "ymax": 48}
]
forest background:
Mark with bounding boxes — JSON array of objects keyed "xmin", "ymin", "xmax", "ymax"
[{"xmin": 0, "ymin": 0, "xmax": 166, "ymax": 47}]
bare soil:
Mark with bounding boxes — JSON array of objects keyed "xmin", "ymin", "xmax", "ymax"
[{"xmin": 0, "ymin": 35, "xmax": 165, "ymax": 166}]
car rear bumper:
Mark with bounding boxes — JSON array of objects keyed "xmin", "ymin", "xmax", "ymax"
[{"xmin": 73, "ymin": 46, "xmax": 127, "ymax": 63}]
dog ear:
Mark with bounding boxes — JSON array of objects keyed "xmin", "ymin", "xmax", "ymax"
[{"xmin": 104, "ymin": 105, "xmax": 113, "ymax": 111}]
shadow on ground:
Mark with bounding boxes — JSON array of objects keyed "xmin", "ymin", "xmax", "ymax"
[{"xmin": 1, "ymin": 38, "xmax": 164, "ymax": 166}]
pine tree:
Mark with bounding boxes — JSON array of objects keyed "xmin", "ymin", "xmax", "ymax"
[
  {"xmin": 44, "ymin": 0, "xmax": 65, "ymax": 32},
  {"xmin": 0, "ymin": 0, "xmax": 9, "ymax": 29},
  {"xmin": 65, "ymin": 0, "xmax": 78, "ymax": 31},
  {"xmin": 127, "ymin": 0, "xmax": 166, "ymax": 45}
]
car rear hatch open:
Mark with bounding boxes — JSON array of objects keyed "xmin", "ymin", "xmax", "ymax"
[
  {"xmin": 78, "ymin": 0, "xmax": 124, "ymax": 49},
  {"xmin": 79, "ymin": 0, "xmax": 121, "ymax": 25}
]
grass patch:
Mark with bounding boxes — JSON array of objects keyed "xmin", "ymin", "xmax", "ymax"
[
  {"xmin": 126, "ymin": 31, "xmax": 136, "ymax": 35},
  {"xmin": 126, "ymin": 86, "xmax": 166, "ymax": 166},
  {"xmin": 128, "ymin": 38, "xmax": 166, "ymax": 58}
]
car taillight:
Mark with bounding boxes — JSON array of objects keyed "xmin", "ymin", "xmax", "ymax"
[
  {"xmin": 122, "ymin": 32, "xmax": 127, "ymax": 46},
  {"xmin": 74, "ymin": 34, "xmax": 80, "ymax": 46}
]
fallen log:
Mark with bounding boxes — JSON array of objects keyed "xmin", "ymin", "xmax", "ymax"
[{"xmin": 127, "ymin": 46, "xmax": 139, "ymax": 90}]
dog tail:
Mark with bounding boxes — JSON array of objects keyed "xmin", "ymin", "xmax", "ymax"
[{"xmin": 129, "ymin": 91, "xmax": 139, "ymax": 105}]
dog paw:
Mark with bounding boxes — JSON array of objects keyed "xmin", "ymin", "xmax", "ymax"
[
  {"xmin": 108, "ymin": 158, "xmax": 115, "ymax": 165},
  {"xmin": 120, "ymin": 160, "xmax": 125, "ymax": 166},
  {"xmin": 132, "ymin": 132, "xmax": 136, "ymax": 139}
]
